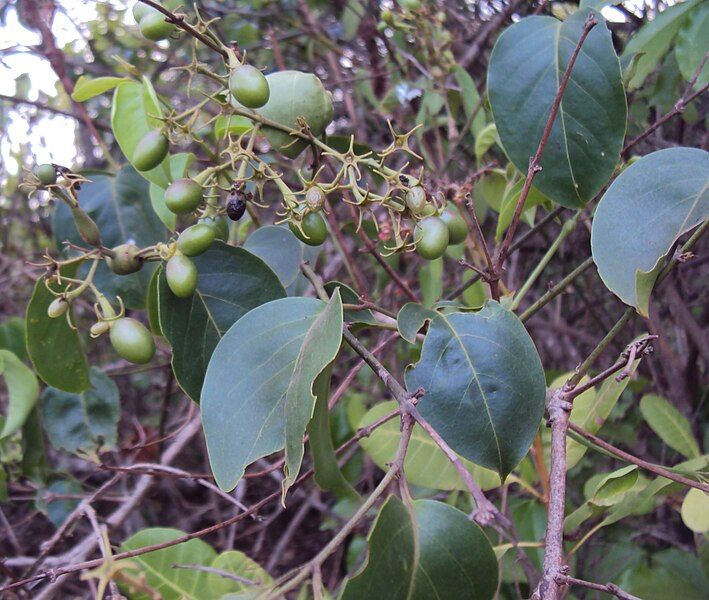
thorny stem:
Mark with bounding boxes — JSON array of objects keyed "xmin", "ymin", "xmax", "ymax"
[{"xmin": 493, "ymin": 16, "xmax": 598, "ymax": 298}]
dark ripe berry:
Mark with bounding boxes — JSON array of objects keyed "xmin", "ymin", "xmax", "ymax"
[{"xmin": 226, "ymin": 196, "xmax": 247, "ymax": 221}]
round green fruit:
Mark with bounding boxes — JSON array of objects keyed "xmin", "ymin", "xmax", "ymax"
[
  {"xmin": 176, "ymin": 224, "xmax": 215, "ymax": 257},
  {"xmin": 110, "ymin": 317, "xmax": 155, "ymax": 364},
  {"xmin": 290, "ymin": 212, "xmax": 328, "ymax": 246},
  {"xmin": 199, "ymin": 216, "xmax": 229, "ymax": 241},
  {"xmin": 233, "ymin": 70, "xmax": 333, "ymax": 158},
  {"xmin": 414, "ymin": 216, "xmax": 449, "ymax": 260},
  {"xmin": 47, "ymin": 297, "xmax": 69, "ymax": 319},
  {"xmin": 139, "ymin": 11, "xmax": 175, "ymax": 41},
  {"xmin": 164, "ymin": 178, "xmax": 202, "ymax": 214},
  {"xmin": 133, "ymin": 130, "xmax": 168, "ymax": 172},
  {"xmin": 107, "ymin": 243, "xmax": 142, "ymax": 275},
  {"xmin": 405, "ymin": 186, "xmax": 427, "ymax": 215},
  {"xmin": 132, "ymin": 2, "xmax": 153, "ymax": 21},
  {"xmin": 439, "ymin": 209, "xmax": 468, "ymax": 245},
  {"xmin": 35, "ymin": 164, "xmax": 57, "ymax": 185},
  {"xmin": 165, "ymin": 253, "xmax": 198, "ymax": 297},
  {"xmin": 229, "ymin": 64, "xmax": 270, "ymax": 109}
]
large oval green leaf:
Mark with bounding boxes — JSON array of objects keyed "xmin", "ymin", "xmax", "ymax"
[
  {"xmin": 243, "ymin": 225, "xmax": 304, "ymax": 287},
  {"xmin": 640, "ymin": 394, "xmax": 700, "ymax": 459},
  {"xmin": 341, "ymin": 496, "xmax": 498, "ymax": 600},
  {"xmin": 53, "ymin": 166, "xmax": 167, "ymax": 309},
  {"xmin": 26, "ymin": 264, "xmax": 90, "ymax": 393},
  {"xmin": 488, "ymin": 10, "xmax": 626, "ymax": 207},
  {"xmin": 202, "ymin": 296, "xmax": 343, "ymax": 492},
  {"xmin": 591, "ymin": 147, "xmax": 709, "ymax": 315},
  {"xmin": 405, "ymin": 301, "xmax": 546, "ymax": 479},
  {"xmin": 158, "ymin": 241, "xmax": 286, "ymax": 402},
  {"xmin": 120, "ymin": 528, "xmax": 216, "ymax": 600}
]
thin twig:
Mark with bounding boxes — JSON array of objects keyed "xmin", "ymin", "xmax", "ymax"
[{"xmin": 556, "ymin": 574, "xmax": 642, "ymax": 600}]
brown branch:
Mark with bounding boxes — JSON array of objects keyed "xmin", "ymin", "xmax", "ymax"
[
  {"xmin": 493, "ymin": 15, "xmax": 598, "ymax": 295},
  {"xmin": 0, "ymin": 94, "xmax": 111, "ymax": 131},
  {"xmin": 567, "ymin": 423, "xmax": 709, "ymax": 493},
  {"xmin": 557, "ymin": 575, "xmax": 642, "ymax": 600}
]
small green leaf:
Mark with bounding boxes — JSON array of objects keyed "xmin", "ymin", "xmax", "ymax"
[
  {"xmin": 207, "ymin": 550, "xmax": 272, "ymax": 598},
  {"xmin": 591, "ymin": 148, "xmax": 709, "ymax": 315},
  {"xmin": 359, "ymin": 401, "xmax": 500, "ymax": 491},
  {"xmin": 640, "ymin": 394, "xmax": 700, "ymax": 459},
  {"xmin": 0, "ymin": 350, "xmax": 40, "ymax": 439},
  {"xmin": 495, "ymin": 181, "xmax": 550, "ymax": 241},
  {"xmin": 203, "ymin": 297, "xmax": 334, "ymax": 491},
  {"xmin": 41, "ymin": 367, "xmax": 120, "ymax": 457},
  {"xmin": 396, "ymin": 303, "xmax": 436, "ymax": 344},
  {"xmin": 474, "ymin": 123, "xmax": 498, "ymax": 161},
  {"xmin": 488, "ymin": 10, "xmax": 627, "ymax": 207},
  {"xmin": 0, "ymin": 316, "xmax": 28, "ymax": 361},
  {"xmin": 453, "ymin": 65, "xmax": 486, "ymax": 137},
  {"xmin": 26, "ymin": 264, "xmax": 90, "ymax": 393},
  {"xmin": 283, "ymin": 290, "xmax": 344, "ymax": 498},
  {"xmin": 591, "ymin": 465, "xmax": 639, "ymax": 507},
  {"xmin": 71, "ymin": 76, "xmax": 127, "ymax": 102},
  {"xmin": 680, "ymin": 488, "xmax": 709, "ymax": 533},
  {"xmin": 120, "ymin": 528, "xmax": 217, "ymax": 600},
  {"xmin": 675, "ymin": 2, "xmax": 709, "ymax": 88},
  {"xmin": 158, "ymin": 242, "xmax": 285, "ymax": 401},
  {"xmin": 406, "ymin": 302, "xmax": 546, "ymax": 478},
  {"xmin": 341, "ymin": 496, "xmax": 498, "ymax": 599}
]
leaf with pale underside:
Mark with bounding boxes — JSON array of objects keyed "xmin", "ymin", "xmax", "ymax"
[{"xmin": 591, "ymin": 147, "xmax": 709, "ymax": 316}]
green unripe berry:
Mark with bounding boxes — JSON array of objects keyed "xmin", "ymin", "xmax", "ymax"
[
  {"xmin": 133, "ymin": 130, "xmax": 168, "ymax": 172},
  {"xmin": 110, "ymin": 317, "xmax": 156, "ymax": 364},
  {"xmin": 164, "ymin": 178, "xmax": 202, "ymax": 215},
  {"xmin": 139, "ymin": 11, "xmax": 175, "ymax": 41},
  {"xmin": 405, "ymin": 186, "xmax": 427, "ymax": 215},
  {"xmin": 165, "ymin": 253, "xmax": 198, "ymax": 297},
  {"xmin": 229, "ymin": 64, "xmax": 270, "ymax": 109},
  {"xmin": 71, "ymin": 206, "xmax": 101, "ymax": 247},
  {"xmin": 289, "ymin": 212, "xmax": 328, "ymax": 246},
  {"xmin": 199, "ymin": 216, "xmax": 229, "ymax": 241},
  {"xmin": 90, "ymin": 321, "xmax": 111, "ymax": 338},
  {"xmin": 35, "ymin": 164, "xmax": 57, "ymax": 185},
  {"xmin": 107, "ymin": 244, "xmax": 143, "ymax": 275},
  {"xmin": 47, "ymin": 297, "xmax": 69, "ymax": 319},
  {"xmin": 305, "ymin": 186, "xmax": 326, "ymax": 212},
  {"xmin": 439, "ymin": 209, "xmax": 468, "ymax": 245},
  {"xmin": 132, "ymin": 2, "xmax": 153, "ymax": 21},
  {"xmin": 414, "ymin": 216, "xmax": 449, "ymax": 260},
  {"xmin": 176, "ymin": 224, "xmax": 215, "ymax": 257}
]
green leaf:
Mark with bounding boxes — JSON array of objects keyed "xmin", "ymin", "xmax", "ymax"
[
  {"xmin": 590, "ymin": 465, "xmax": 639, "ymax": 507},
  {"xmin": 622, "ymin": 0, "xmax": 700, "ymax": 90},
  {"xmin": 111, "ymin": 79, "xmax": 171, "ymax": 187},
  {"xmin": 149, "ymin": 153, "xmax": 195, "ymax": 230},
  {"xmin": 406, "ymin": 302, "xmax": 546, "ymax": 478},
  {"xmin": 397, "ymin": 303, "xmax": 436, "ymax": 344},
  {"xmin": 21, "ymin": 408, "xmax": 47, "ymax": 481},
  {"xmin": 0, "ymin": 350, "xmax": 39, "ymax": 439},
  {"xmin": 282, "ymin": 290, "xmax": 344, "ymax": 497},
  {"xmin": 324, "ymin": 281, "xmax": 376, "ymax": 325},
  {"xmin": 26, "ymin": 264, "xmax": 90, "ymax": 393},
  {"xmin": 158, "ymin": 242, "xmax": 285, "ymax": 401},
  {"xmin": 41, "ymin": 367, "xmax": 120, "ymax": 457},
  {"xmin": 244, "ymin": 225, "xmax": 304, "ymax": 288},
  {"xmin": 207, "ymin": 550, "xmax": 272, "ymax": 598},
  {"xmin": 0, "ymin": 316, "xmax": 28, "ymax": 361},
  {"xmin": 146, "ymin": 267, "xmax": 163, "ymax": 337},
  {"xmin": 488, "ymin": 10, "xmax": 627, "ymax": 207},
  {"xmin": 474, "ymin": 123, "xmax": 498, "ymax": 161},
  {"xmin": 341, "ymin": 496, "xmax": 498, "ymax": 599},
  {"xmin": 120, "ymin": 528, "xmax": 217, "ymax": 600},
  {"xmin": 453, "ymin": 65, "xmax": 486, "ymax": 138},
  {"xmin": 675, "ymin": 2, "xmax": 709, "ymax": 88},
  {"xmin": 38, "ymin": 478, "xmax": 81, "ymax": 528},
  {"xmin": 591, "ymin": 147, "xmax": 709, "ymax": 315},
  {"xmin": 309, "ymin": 366, "xmax": 360, "ymax": 501},
  {"xmin": 495, "ymin": 180, "xmax": 550, "ymax": 241},
  {"xmin": 203, "ymin": 297, "xmax": 334, "ymax": 491},
  {"xmin": 71, "ymin": 76, "xmax": 127, "ymax": 102},
  {"xmin": 359, "ymin": 401, "xmax": 501, "ymax": 491},
  {"xmin": 213, "ymin": 114, "xmax": 253, "ymax": 140},
  {"xmin": 53, "ymin": 166, "xmax": 167, "ymax": 309},
  {"xmin": 640, "ymin": 394, "xmax": 700, "ymax": 458},
  {"xmin": 681, "ymin": 488, "xmax": 709, "ymax": 533}
]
